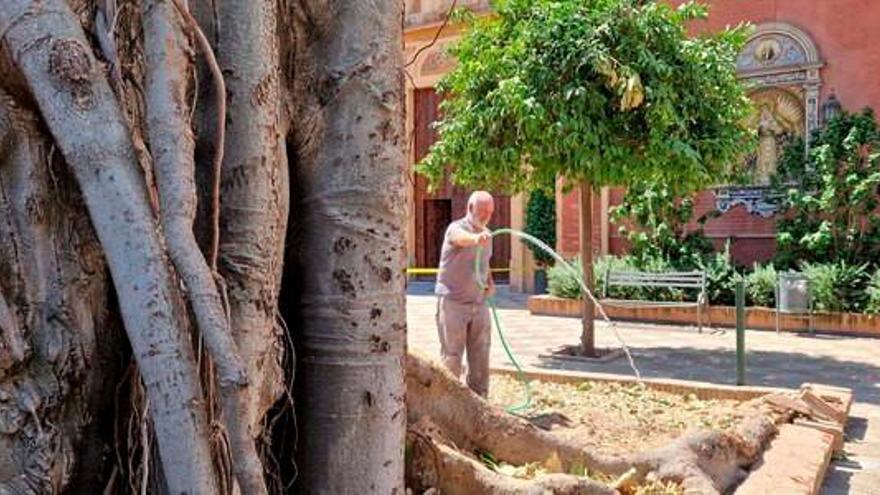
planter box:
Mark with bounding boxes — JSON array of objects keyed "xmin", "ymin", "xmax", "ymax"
[
  {"xmin": 527, "ymin": 294, "xmax": 880, "ymax": 337},
  {"xmin": 490, "ymin": 367, "xmax": 851, "ymax": 495}
]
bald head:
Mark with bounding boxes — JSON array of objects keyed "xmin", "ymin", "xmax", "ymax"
[{"xmin": 466, "ymin": 191, "xmax": 495, "ymax": 229}]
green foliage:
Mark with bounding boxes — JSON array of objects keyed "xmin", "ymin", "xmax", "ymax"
[
  {"xmin": 865, "ymin": 269, "xmax": 880, "ymax": 315},
  {"xmin": 774, "ymin": 110, "xmax": 880, "ymax": 269},
  {"xmin": 547, "ymin": 257, "xmax": 585, "ymax": 299},
  {"xmin": 745, "ymin": 263, "xmax": 776, "ymax": 307},
  {"xmin": 801, "ymin": 261, "xmax": 870, "ymax": 313},
  {"xmin": 611, "ymin": 182, "xmax": 716, "ymax": 270},
  {"xmin": 697, "ymin": 244, "xmax": 737, "ymax": 306},
  {"xmin": 524, "ymin": 188, "xmax": 557, "ymax": 266},
  {"xmin": 418, "ymin": 0, "xmax": 753, "ymax": 195},
  {"xmin": 610, "ymin": 181, "xmax": 735, "ymax": 304},
  {"xmin": 553, "ymin": 255, "xmax": 702, "ymax": 303}
]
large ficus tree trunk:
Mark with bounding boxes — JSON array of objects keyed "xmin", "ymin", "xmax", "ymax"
[{"xmin": 0, "ymin": 0, "xmax": 406, "ymax": 493}]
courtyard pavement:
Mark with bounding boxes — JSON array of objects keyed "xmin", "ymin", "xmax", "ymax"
[{"xmin": 406, "ymin": 282, "xmax": 880, "ymax": 495}]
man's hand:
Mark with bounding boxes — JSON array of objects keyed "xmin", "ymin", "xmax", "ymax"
[
  {"xmin": 484, "ymin": 283, "xmax": 496, "ymax": 298},
  {"xmin": 484, "ymin": 275, "xmax": 495, "ymax": 298},
  {"xmin": 474, "ymin": 231, "xmax": 491, "ymax": 248}
]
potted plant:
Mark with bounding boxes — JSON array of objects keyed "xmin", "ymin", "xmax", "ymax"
[{"xmin": 524, "ymin": 187, "xmax": 556, "ymax": 294}]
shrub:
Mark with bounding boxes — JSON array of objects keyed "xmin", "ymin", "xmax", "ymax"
[
  {"xmin": 547, "ymin": 257, "xmax": 585, "ymax": 300},
  {"xmin": 866, "ymin": 269, "xmax": 880, "ymax": 315},
  {"xmin": 611, "ymin": 183, "xmax": 716, "ymax": 272},
  {"xmin": 774, "ymin": 110, "xmax": 880, "ymax": 269},
  {"xmin": 745, "ymin": 263, "xmax": 777, "ymax": 307},
  {"xmin": 698, "ymin": 244, "xmax": 738, "ymax": 306},
  {"xmin": 524, "ymin": 188, "xmax": 556, "ymax": 267},
  {"xmin": 801, "ymin": 261, "xmax": 870, "ymax": 312}
]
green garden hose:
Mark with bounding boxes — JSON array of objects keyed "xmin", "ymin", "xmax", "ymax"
[
  {"xmin": 476, "ymin": 230, "xmax": 532, "ymax": 414},
  {"xmin": 474, "ymin": 227, "xmax": 641, "ymax": 414}
]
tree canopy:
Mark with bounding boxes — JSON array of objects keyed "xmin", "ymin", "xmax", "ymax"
[{"xmin": 418, "ymin": 0, "xmax": 754, "ymax": 194}]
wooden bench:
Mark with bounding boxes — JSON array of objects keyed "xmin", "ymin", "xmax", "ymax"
[{"xmin": 601, "ymin": 270, "xmax": 708, "ymax": 333}]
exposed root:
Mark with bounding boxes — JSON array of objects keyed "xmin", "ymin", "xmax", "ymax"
[
  {"xmin": 0, "ymin": 1, "xmax": 219, "ymax": 492},
  {"xmin": 406, "ymin": 350, "xmax": 631, "ymax": 475},
  {"xmin": 407, "ymin": 423, "xmax": 617, "ymax": 495},
  {"xmin": 141, "ymin": 0, "xmax": 265, "ymax": 492},
  {"xmin": 406, "ymin": 351, "xmax": 789, "ymax": 494},
  {"xmin": 407, "ymin": 418, "xmax": 619, "ymax": 495},
  {"xmin": 169, "ymin": 0, "xmax": 226, "ymax": 270}
]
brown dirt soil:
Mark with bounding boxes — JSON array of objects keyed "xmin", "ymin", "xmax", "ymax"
[
  {"xmin": 406, "ymin": 352, "xmax": 786, "ymax": 494},
  {"xmin": 489, "ymin": 375, "xmax": 762, "ymax": 457}
]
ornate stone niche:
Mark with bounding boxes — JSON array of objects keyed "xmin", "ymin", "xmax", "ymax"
[{"xmin": 715, "ymin": 22, "xmax": 823, "ymax": 217}]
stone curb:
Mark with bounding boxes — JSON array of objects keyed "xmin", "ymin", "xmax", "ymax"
[
  {"xmin": 528, "ymin": 294, "xmax": 880, "ymax": 338},
  {"xmin": 735, "ymin": 424, "xmax": 835, "ymax": 495},
  {"xmin": 490, "ymin": 365, "xmax": 786, "ymax": 401}
]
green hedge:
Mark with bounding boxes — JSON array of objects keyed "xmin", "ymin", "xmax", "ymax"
[
  {"xmin": 524, "ymin": 188, "xmax": 556, "ymax": 267},
  {"xmin": 547, "ymin": 256, "xmax": 880, "ymax": 315}
]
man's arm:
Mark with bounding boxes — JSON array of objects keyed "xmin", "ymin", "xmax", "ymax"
[{"xmin": 448, "ymin": 223, "xmax": 491, "ymax": 248}]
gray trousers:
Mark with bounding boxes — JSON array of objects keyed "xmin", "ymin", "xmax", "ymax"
[{"xmin": 436, "ymin": 296, "xmax": 492, "ymax": 397}]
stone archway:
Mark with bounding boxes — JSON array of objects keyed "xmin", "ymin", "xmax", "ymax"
[{"xmin": 737, "ymin": 22, "xmax": 823, "ymax": 149}]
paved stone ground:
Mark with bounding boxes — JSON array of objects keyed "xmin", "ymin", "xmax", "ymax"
[{"xmin": 407, "ymin": 282, "xmax": 880, "ymax": 495}]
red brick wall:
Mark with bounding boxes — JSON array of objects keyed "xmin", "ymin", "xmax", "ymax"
[
  {"xmin": 607, "ymin": 188, "xmax": 776, "ymax": 265},
  {"xmin": 564, "ymin": 1, "xmax": 880, "ymax": 266},
  {"xmin": 672, "ymin": 0, "xmax": 880, "ymax": 114}
]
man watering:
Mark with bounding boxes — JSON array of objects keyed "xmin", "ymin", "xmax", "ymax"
[{"xmin": 435, "ymin": 191, "xmax": 496, "ymax": 397}]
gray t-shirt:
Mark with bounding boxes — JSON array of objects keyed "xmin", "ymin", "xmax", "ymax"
[{"xmin": 435, "ymin": 218, "xmax": 492, "ymax": 303}]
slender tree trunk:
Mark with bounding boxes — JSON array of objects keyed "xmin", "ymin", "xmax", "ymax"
[
  {"xmin": 211, "ymin": 0, "xmax": 289, "ymax": 438},
  {"xmin": 140, "ymin": 1, "xmax": 269, "ymax": 492},
  {"xmin": 0, "ymin": 1, "xmax": 218, "ymax": 492},
  {"xmin": 290, "ymin": 0, "xmax": 408, "ymax": 492},
  {"xmin": 580, "ymin": 181, "xmax": 596, "ymax": 356}
]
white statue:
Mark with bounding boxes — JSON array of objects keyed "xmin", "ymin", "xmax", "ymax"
[
  {"xmin": 755, "ymin": 106, "xmax": 784, "ymax": 184},
  {"xmin": 747, "ymin": 89, "xmax": 805, "ymax": 184}
]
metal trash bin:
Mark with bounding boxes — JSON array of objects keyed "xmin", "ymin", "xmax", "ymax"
[{"xmin": 776, "ymin": 272, "xmax": 812, "ymax": 334}]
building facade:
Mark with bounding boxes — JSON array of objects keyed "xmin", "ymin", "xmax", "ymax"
[{"xmin": 404, "ymin": 0, "xmax": 880, "ymax": 287}]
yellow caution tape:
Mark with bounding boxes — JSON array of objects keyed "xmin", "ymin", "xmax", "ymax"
[{"xmin": 405, "ymin": 267, "xmax": 510, "ymax": 274}]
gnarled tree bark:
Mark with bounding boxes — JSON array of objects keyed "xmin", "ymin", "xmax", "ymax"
[
  {"xmin": 0, "ymin": 88, "xmax": 119, "ymax": 494},
  {"xmin": 0, "ymin": 1, "xmax": 217, "ymax": 493},
  {"xmin": 0, "ymin": 0, "xmax": 409, "ymax": 492}
]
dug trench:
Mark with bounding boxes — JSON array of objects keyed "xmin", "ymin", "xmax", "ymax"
[{"xmin": 403, "ymin": 350, "xmax": 841, "ymax": 494}]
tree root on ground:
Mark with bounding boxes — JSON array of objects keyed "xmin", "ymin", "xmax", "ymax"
[
  {"xmin": 406, "ymin": 418, "xmax": 617, "ymax": 495},
  {"xmin": 405, "ymin": 351, "xmax": 792, "ymax": 494}
]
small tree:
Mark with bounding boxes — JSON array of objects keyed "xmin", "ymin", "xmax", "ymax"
[
  {"xmin": 774, "ymin": 109, "xmax": 880, "ymax": 269},
  {"xmin": 419, "ymin": 0, "xmax": 753, "ymax": 355}
]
